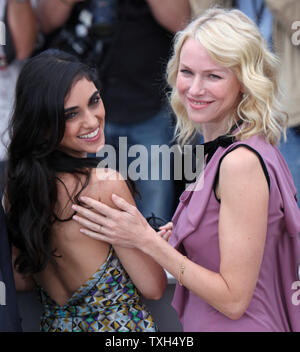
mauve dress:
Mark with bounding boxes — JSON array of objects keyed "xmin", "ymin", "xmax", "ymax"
[{"xmin": 170, "ymin": 134, "xmax": 300, "ymax": 332}]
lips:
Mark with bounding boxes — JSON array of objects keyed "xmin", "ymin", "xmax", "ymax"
[
  {"xmin": 78, "ymin": 127, "xmax": 100, "ymax": 141},
  {"xmin": 187, "ymin": 97, "xmax": 214, "ymax": 109}
]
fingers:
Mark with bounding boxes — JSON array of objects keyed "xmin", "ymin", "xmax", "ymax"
[
  {"xmin": 80, "ymin": 226, "xmax": 134, "ymax": 248},
  {"xmin": 77, "ymin": 196, "xmax": 117, "ymax": 218},
  {"xmin": 79, "ymin": 228, "xmax": 113, "ymax": 243},
  {"xmin": 72, "ymin": 203, "xmax": 108, "ymax": 226},
  {"xmin": 78, "ymin": 195, "xmax": 137, "ymax": 218},
  {"xmin": 73, "ymin": 214, "xmax": 106, "ymax": 234},
  {"xmin": 159, "ymin": 222, "xmax": 173, "ymax": 231},
  {"xmin": 157, "ymin": 229, "xmax": 172, "ymax": 242},
  {"xmin": 111, "ymin": 194, "xmax": 137, "ymax": 214}
]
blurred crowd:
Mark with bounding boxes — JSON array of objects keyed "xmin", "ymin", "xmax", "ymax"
[{"xmin": 0, "ymin": 0, "xmax": 299, "ymax": 220}]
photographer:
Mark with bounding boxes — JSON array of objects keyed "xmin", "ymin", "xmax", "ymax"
[
  {"xmin": 0, "ymin": 0, "xmax": 37, "ymax": 159},
  {"xmin": 37, "ymin": 0, "xmax": 190, "ymax": 34},
  {"xmin": 0, "ymin": 1, "xmax": 37, "ymax": 330}
]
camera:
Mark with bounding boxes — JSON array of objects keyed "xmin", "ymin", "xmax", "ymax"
[{"xmin": 48, "ymin": 0, "xmax": 118, "ymax": 65}]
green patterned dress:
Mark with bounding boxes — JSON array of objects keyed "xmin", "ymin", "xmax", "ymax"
[{"xmin": 37, "ymin": 247, "xmax": 158, "ymax": 332}]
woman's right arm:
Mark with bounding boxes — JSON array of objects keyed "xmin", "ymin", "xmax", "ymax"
[{"xmin": 36, "ymin": 0, "xmax": 86, "ymax": 34}]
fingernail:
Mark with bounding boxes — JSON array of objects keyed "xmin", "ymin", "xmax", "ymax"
[
  {"xmin": 79, "ymin": 196, "xmax": 86, "ymax": 201},
  {"xmin": 73, "ymin": 215, "xmax": 78, "ymax": 221},
  {"xmin": 72, "ymin": 205, "xmax": 77, "ymax": 210}
]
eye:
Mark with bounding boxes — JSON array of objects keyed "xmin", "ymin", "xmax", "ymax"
[
  {"xmin": 64, "ymin": 111, "xmax": 78, "ymax": 120},
  {"xmin": 208, "ymin": 73, "xmax": 222, "ymax": 79},
  {"xmin": 180, "ymin": 69, "xmax": 192, "ymax": 75},
  {"xmin": 90, "ymin": 94, "xmax": 101, "ymax": 106},
  {"xmin": 92, "ymin": 96, "xmax": 100, "ymax": 104}
]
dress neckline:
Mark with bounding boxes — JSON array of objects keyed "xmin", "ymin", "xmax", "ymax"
[{"xmin": 202, "ymin": 120, "xmax": 243, "ymax": 165}]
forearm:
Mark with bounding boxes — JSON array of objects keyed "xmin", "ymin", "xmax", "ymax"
[
  {"xmin": 146, "ymin": 0, "xmax": 191, "ymax": 32},
  {"xmin": 141, "ymin": 233, "xmax": 245, "ymax": 320},
  {"xmin": 7, "ymin": 0, "xmax": 37, "ymax": 60},
  {"xmin": 113, "ymin": 244, "xmax": 167, "ymax": 300},
  {"xmin": 36, "ymin": 0, "xmax": 79, "ymax": 34}
]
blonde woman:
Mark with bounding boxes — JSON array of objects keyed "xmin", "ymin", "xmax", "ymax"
[{"xmin": 72, "ymin": 9, "xmax": 300, "ymax": 331}]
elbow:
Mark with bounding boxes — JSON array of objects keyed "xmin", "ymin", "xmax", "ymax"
[
  {"xmin": 40, "ymin": 22, "xmax": 57, "ymax": 35},
  {"xmin": 224, "ymin": 308, "xmax": 246, "ymax": 321},
  {"xmin": 141, "ymin": 277, "xmax": 167, "ymax": 301},
  {"xmin": 142, "ymin": 288, "xmax": 165, "ymax": 301},
  {"xmin": 220, "ymin": 298, "xmax": 250, "ymax": 321},
  {"xmin": 143, "ymin": 292, "xmax": 162, "ymax": 301}
]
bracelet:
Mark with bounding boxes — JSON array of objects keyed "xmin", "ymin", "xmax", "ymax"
[{"xmin": 178, "ymin": 256, "xmax": 187, "ymax": 286}]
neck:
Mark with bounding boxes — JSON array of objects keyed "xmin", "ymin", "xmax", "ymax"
[
  {"xmin": 202, "ymin": 120, "xmax": 230, "ymax": 142},
  {"xmin": 202, "ymin": 112, "xmax": 240, "ymax": 142}
]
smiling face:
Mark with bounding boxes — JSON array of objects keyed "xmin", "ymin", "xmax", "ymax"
[
  {"xmin": 59, "ymin": 77, "xmax": 105, "ymax": 157},
  {"xmin": 176, "ymin": 37, "xmax": 243, "ymax": 140}
]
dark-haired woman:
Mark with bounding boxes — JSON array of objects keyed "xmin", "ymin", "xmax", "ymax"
[{"xmin": 4, "ymin": 49, "xmax": 166, "ymax": 332}]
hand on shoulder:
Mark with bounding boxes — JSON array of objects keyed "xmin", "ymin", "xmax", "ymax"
[{"xmin": 91, "ymin": 168, "xmax": 135, "ymax": 208}]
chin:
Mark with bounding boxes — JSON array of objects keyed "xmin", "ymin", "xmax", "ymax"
[{"xmin": 89, "ymin": 142, "xmax": 105, "ymax": 155}]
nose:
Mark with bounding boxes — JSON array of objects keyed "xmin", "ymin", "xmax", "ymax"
[
  {"xmin": 83, "ymin": 109, "xmax": 102, "ymax": 129},
  {"xmin": 189, "ymin": 75, "xmax": 205, "ymax": 96}
]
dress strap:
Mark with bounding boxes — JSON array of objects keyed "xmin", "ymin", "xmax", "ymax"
[{"xmin": 212, "ymin": 144, "xmax": 271, "ymax": 203}]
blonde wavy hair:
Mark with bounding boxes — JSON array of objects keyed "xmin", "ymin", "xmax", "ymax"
[{"xmin": 167, "ymin": 8, "xmax": 287, "ymax": 146}]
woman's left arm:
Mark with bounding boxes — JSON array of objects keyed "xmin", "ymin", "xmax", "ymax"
[{"xmin": 215, "ymin": 147, "xmax": 269, "ymax": 317}]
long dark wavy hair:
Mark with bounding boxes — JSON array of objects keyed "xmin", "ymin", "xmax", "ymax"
[{"xmin": 5, "ymin": 49, "xmax": 102, "ymax": 275}]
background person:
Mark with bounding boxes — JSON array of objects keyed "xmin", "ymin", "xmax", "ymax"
[
  {"xmin": 0, "ymin": 0, "xmax": 37, "ymax": 332},
  {"xmin": 0, "ymin": 0, "xmax": 37, "ymax": 160}
]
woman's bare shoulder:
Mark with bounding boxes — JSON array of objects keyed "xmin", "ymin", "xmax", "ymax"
[
  {"xmin": 218, "ymin": 146, "xmax": 269, "ymax": 200},
  {"xmin": 221, "ymin": 146, "xmax": 261, "ymax": 171},
  {"xmin": 89, "ymin": 168, "xmax": 135, "ymax": 207}
]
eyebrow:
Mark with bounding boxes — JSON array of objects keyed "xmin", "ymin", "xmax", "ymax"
[
  {"xmin": 64, "ymin": 90, "xmax": 100, "ymax": 113},
  {"xmin": 179, "ymin": 63, "xmax": 227, "ymax": 73}
]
